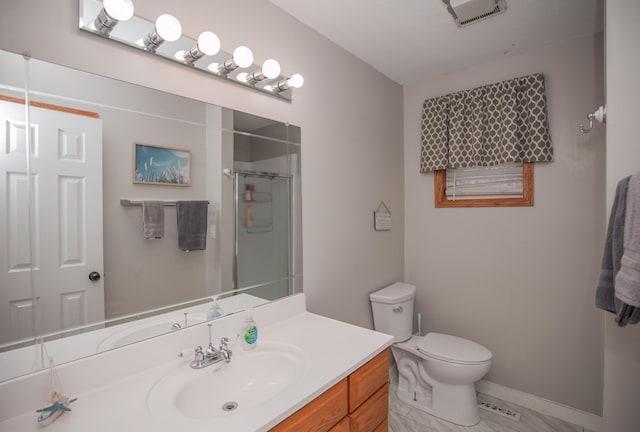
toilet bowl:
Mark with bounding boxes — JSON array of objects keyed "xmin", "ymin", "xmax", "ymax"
[
  {"xmin": 393, "ymin": 333, "xmax": 492, "ymax": 426},
  {"xmin": 370, "ymin": 283, "xmax": 492, "ymax": 426}
]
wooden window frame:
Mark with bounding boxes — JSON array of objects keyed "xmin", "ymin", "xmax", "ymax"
[{"xmin": 434, "ymin": 162, "xmax": 534, "ymax": 208}]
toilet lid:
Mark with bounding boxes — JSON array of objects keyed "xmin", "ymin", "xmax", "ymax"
[
  {"xmin": 369, "ymin": 282, "xmax": 416, "ymax": 304},
  {"xmin": 417, "ymin": 333, "xmax": 492, "ymax": 364}
]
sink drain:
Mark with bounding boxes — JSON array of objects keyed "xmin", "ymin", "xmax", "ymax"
[{"xmin": 222, "ymin": 401, "xmax": 238, "ymax": 412}]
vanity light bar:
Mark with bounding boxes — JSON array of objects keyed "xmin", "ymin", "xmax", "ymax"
[{"xmin": 78, "ymin": 0, "xmax": 304, "ymax": 101}]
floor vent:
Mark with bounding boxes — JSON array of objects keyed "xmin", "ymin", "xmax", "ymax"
[{"xmin": 478, "ymin": 400, "xmax": 521, "ymax": 421}]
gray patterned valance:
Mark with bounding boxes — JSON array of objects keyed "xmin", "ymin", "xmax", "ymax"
[{"xmin": 420, "ymin": 73, "xmax": 553, "ymax": 172}]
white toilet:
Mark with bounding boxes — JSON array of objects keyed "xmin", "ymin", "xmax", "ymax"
[{"xmin": 370, "ymin": 282, "xmax": 492, "ymax": 426}]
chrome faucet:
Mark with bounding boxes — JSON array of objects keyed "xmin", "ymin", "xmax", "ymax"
[{"xmin": 190, "ymin": 325, "xmax": 232, "ymax": 369}]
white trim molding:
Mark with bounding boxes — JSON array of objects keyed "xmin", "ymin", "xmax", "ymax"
[{"xmin": 476, "ymin": 380, "xmax": 603, "ymax": 432}]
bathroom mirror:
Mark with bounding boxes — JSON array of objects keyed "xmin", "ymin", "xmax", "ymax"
[{"xmin": 0, "ymin": 49, "xmax": 302, "ymax": 382}]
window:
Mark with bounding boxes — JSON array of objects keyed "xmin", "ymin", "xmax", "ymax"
[{"xmin": 434, "ymin": 162, "xmax": 533, "ymax": 208}]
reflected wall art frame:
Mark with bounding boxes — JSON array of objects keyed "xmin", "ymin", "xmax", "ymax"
[{"xmin": 133, "ymin": 143, "xmax": 191, "ymax": 186}]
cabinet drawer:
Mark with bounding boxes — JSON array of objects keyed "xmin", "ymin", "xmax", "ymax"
[
  {"xmin": 270, "ymin": 379, "xmax": 348, "ymax": 432},
  {"xmin": 348, "ymin": 383, "xmax": 388, "ymax": 432},
  {"xmin": 348, "ymin": 349, "xmax": 389, "ymax": 412},
  {"xmin": 329, "ymin": 417, "xmax": 350, "ymax": 432},
  {"xmin": 372, "ymin": 418, "xmax": 388, "ymax": 432}
]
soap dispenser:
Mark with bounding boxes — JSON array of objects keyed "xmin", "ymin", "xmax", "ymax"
[
  {"xmin": 241, "ymin": 309, "xmax": 258, "ymax": 350},
  {"xmin": 206, "ymin": 297, "xmax": 224, "ymax": 320}
]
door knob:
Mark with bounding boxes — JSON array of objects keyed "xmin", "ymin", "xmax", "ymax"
[{"xmin": 88, "ymin": 271, "xmax": 101, "ymax": 282}]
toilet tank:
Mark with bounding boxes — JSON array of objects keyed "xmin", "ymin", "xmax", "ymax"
[{"xmin": 369, "ymin": 282, "xmax": 416, "ymax": 342}]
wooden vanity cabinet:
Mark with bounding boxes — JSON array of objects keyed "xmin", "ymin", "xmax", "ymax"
[{"xmin": 271, "ymin": 348, "xmax": 389, "ymax": 432}]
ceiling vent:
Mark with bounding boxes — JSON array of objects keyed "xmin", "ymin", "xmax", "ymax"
[{"xmin": 443, "ymin": 0, "xmax": 507, "ymax": 27}]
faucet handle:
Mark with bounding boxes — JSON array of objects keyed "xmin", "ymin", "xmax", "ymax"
[
  {"xmin": 194, "ymin": 346, "xmax": 204, "ymax": 362},
  {"xmin": 190, "ymin": 346, "xmax": 207, "ymax": 369},
  {"xmin": 219, "ymin": 337, "xmax": 232, "ymax": 363}
]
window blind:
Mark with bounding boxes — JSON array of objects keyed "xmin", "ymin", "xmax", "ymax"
[{"xmin": 445, "ymin": 163, "xmax": 524, "ymax": 200}]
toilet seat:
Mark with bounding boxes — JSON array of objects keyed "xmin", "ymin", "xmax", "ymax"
[{"xmin": 416, "ymin": 333, "xmax": 492, "ymax": 365}]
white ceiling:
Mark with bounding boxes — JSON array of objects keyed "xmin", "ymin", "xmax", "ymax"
[{"xmin": 269, "ymin": 0, "xmax": 603, "ymax": 85}]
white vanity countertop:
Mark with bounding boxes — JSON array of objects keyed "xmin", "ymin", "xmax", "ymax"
[
  {"xmin": 0, "ymin": 293, "xmax": 270, "ymax": 382},
  {"xmin": 0, "ymin": 294, "xmax": 393, "ymax": 432}
]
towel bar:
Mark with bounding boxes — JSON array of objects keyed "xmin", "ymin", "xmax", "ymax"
[{"xmin": 120, "ymin": 199, "xmax": 209, "ymax": 207}]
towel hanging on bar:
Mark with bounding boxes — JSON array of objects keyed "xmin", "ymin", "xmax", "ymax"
[
  {"xmin": 596, "ymin": 172, "xmax": 640, "ymax": 326},
  {"xmin": 613, "ymin": 171, "xmax": 640, "ymax": 325},
  {"xmin": 176, "ymin": 201, "xmax": 209, "ymax": 251},
  {"xmin": 142, "ymin": 201, "xmax": 165, "ymax": 239}
]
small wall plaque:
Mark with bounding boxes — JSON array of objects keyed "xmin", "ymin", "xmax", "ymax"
[{"xmin": 374, "ymin": 201, "xmax": 392, "ymax": 231}]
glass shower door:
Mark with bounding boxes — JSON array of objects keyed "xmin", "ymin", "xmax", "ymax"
[{"xmin": 234, "ymin": 172, "xmax": 292, "ymax": 300}]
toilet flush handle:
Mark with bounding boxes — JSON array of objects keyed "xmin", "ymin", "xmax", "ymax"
[{"xmin": 393, "ymin": 305, "xmax": 403, "ymax": 313}]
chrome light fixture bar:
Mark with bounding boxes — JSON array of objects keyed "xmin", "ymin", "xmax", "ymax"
[{"xmin": 79, "ymin": 0, "xmax": 303, "ymax": 101}]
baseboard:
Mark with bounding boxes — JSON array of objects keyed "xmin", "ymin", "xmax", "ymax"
[{"xmin": 476, "ymin": 380, "xmax": 603, "ymax": 432}]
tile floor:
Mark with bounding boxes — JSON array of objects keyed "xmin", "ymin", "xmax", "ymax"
[{"xmin": 388, "ymin": 379, "xmax": 586, "ymax": 432}]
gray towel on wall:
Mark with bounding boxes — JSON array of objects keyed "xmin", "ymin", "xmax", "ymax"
[
  {"xmin": 142, "ymin": 201, "xmax": 165, "ymax": 239},
  {"xmin": 596, "ymin": 176, "xmax": 630, "ymax": 312},
  {"xmin": 176, "ymin": 201, "xmax": 208, "ymax": 251},
  {"xmin": 614, "ymin": 172, "xmax": 640, "ymax": 325}
]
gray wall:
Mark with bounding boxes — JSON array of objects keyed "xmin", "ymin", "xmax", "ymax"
[
  {"xmin": 603, "ymin": 0, "xmax": 640, "ymax": 430},
  {"xmin": 0, "ymin": 0, "xmax": 404, "ymax": 329},
  {"xmin": 101, "ymin": 101, "xmax": 209, "ymax": 317},
  {"xmin": 6, "ymin": 0, "xmax": 616, "ymax": 420},
  {"xmin": 403, "ymin": 34, "xmax": 605, "ymax": 414}
]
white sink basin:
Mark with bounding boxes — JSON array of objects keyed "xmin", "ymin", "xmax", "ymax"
[{"xmin": 146, "ymin": 342, "xmax": 307, "ymax": 420}]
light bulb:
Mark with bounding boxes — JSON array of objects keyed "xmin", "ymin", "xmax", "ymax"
[
  {"xmin": 262, "ymin": 59, "xmax": 281, "ymax": 79},
  {"xmin": 289, "ymin": 73, "xmax": 304, "ymax": 88},
  {"xmin": 233, "ymin": 46, "xmax": 254, "ymax": 68},
  {"xmin": 103, "ymin": 0, "xmax": 134, "ymax": 21},
  {"xmin": 197, "ymin": 31, "xmax": 220, "ymax": 56},
  {"xmin": 94, "ymin": 0, "xmax": 134, "ymax": 35},
  {"xmin": 275, "ymin": 73, "xmax": 305, "ymax": 92},
  {"xmin": 183, "ymin": 31, "xmax": 220, "ymax": 65},
  {"xmin": 155, "ymin": 14, "xmax": 182, "ymax": 42}
]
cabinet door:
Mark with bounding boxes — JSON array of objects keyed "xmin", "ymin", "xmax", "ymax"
[
  {"xmin": 348, "ymin": 383, "xmax": 389, "ymax": 432},
  {"xmin": 348, "ymin": 349, "xmax": 389, "ymax": 412},
  {"xmin": 270, "ymin": 379, "xmax": 348, "ymax": 432}
]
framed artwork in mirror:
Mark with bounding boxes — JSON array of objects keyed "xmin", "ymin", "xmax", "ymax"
[{"xmin": 133, "ymin": 143, "xmax": 191, "ymax": 186}]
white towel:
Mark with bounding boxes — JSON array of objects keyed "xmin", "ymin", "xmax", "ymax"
[
  {"xmin": 142, "ymin": 201, "xmax": 165, "ymax": 239},
  {"xmin": 615, "ymin": 171, "xmax": 640, "ymax": 307}
]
